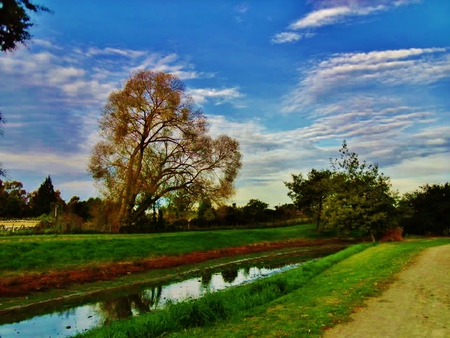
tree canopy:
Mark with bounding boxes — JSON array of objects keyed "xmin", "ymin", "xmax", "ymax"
[
  {"xmin": 30, "ymin": 175, "xmax": 57, "ymax": 216},
  {"xmin": 284, "ymin": 169, "xmax": 332, "ymax": 230},
  {"xmin": 89, "ymin": 70, "xmax": 242, "ymax": 227},
  {"xmin": 323, "ymin": 141, "xmax": 398, "ymax": 241},
  {"xmin": 286, "ymin": 141, "xmax": 399, "ymax": 241},
  {"xmin": 0, "ymin": 0, "xmax": 50, "ymax": 52},
  {"xmin": 401, "ymin": 183, "xmax": 450, "ymax": 235}
]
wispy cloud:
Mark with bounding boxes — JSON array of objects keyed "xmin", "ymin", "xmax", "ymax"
[
  {"xmin": 187, "ymin": 87, "xmax": 245, "ymax": 107},
  {"xmin": 207, "ymin": 100, "xmax": 449, "ymax": 205},
  {"xmin": 0, "ymin": 41, "xmax": 245, "ymax": 183},
  {"xmin": 271, "ymin": 32, "xmax": 301, "ymax": 44},
  {"xmin": 289, "ymin": 5, "xmax": 387, "ymax": 30},
  {"xmin": 283, "ymin": 47, "xmax": 450, "ymax": 112},
  {"xmin": 272, "ymin": 0, "xmax": 419, "ymax": 44}
]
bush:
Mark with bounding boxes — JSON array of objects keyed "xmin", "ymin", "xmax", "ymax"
[{"xmin": 379, "ymin": 227, "xmax": 403, "ymax": 242}]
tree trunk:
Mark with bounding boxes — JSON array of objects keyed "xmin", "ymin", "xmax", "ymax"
[
  {"xmin": 370, "ymin": 230, "xmax": 376, "ymax": 243},
  {"xmin": 316, "ymin": 199, "xmax": 323, "ymax": 231}
]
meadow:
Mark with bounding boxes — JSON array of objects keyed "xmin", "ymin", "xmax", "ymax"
[
  {"xmin": 0, "ymin": 223, "xmax": 325, "ymax": 276},
  {"xmin": 77, "ymin": 238, "xmax": 450, "ymax": 338}
]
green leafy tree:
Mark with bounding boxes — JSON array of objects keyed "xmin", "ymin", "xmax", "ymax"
[
  {"xmin": 284, "ymin": 169, "xmax": 332, "ymax": 230},
  {"xmin": 30, "ymin": 175, "xmax": 57, "ymax": 216},
  {"xmin": 197, "ymin": 197, "xmax": 216, "ymax": 221},
  {"xmin": 3, "ymin": 180, "xmax": 28, "ymax": 217},
  {"xmin": 242, "ymin": 199, "xmax": 269, "ymax": 223},
  {"xmin": 401, "ymin": 183, "xmax": 450, "ymax": 235},
  {"xmin": 322, "ymin": 141, "xmax": 398, "ymax": 241},
  {"xmin": 0, "ymin": 0, "xmax": 51, "ymax": 52}
]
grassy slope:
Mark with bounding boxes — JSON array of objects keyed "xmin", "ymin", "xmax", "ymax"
[
  {"xmin": 78, "ymin": 244, "xmax": 371, "ymax": 338},
  {"xmin": 77, "ymin": 238, "xmax": 450, "ymax": 338},
  {"xmin": 172, "ymin": 238, "xmax": 450, "ymax": 337},
  {"xmin": 0, "ymin": 224, "xmax": 323, "ymax": 276}
]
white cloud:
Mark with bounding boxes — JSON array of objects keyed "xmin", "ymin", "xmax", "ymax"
[
  {"xmin": 292, "ymin": 0, "xmax": 417, "ymax": 29},
  {"xmin": 0, "ymin": 45, "xmax": 216, "ymax": 107},
  {"xmin": 0, "ymin": 151, "xmax": 89, "ymax": 175},
  {"xmin": 31, "ymin": 39, "xmax": 62, "ymax": 50},
  {"xmin": 271, "ymin": 32, "xmax": 302, "ymax": 44},
  {"xmin": 283, "ymin": 47, "xmax": 450, "ymax": 112},
  {"xmin": 187, "ymin": 87, "xmax": 244, "ymax": 106},
  {"xmin": 206, "ymin": 109, "xmax": 449, "ymax": 206},
  {"xmin": 289, "ymin": 6, "xmax": 353, "ymax": 29},
  {"xmin": 271, "ymin": 0, "xmax": 420, "ymax": 44},
  {"xmin": 206, "ymin": 111, "xmax": 446, "ymax": 206},
  {"xmin": 130, "ymin": 52, "xmax": 207, "ymax": 80},
  {"xmin": 388, "ymin": 153, "xmax": 450, "ymax": 193},
  {"xmin": 58, "ymin": 180, "xmax": 99, "ymax": 199},
  {"xmin": 86, "ymin": 47, "xmax": 145, "ymax": 58}
]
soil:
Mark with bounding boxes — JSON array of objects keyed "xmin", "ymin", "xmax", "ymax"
[
  {"xmin": 0, "ymin": 238, "xmax": 349, "ymax": 297},
  {"xmin": 323, "ymin": 244, "xmax": 450, "ymax": 338}
]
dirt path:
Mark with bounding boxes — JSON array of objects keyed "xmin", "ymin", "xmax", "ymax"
[{"xmin": 324, "ymin": 244, "xmax": 450, "ymax": 338}]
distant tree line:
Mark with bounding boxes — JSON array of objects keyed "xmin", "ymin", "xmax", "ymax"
[
  {"xmin": 0, "ymin": 176, "xmax": 303, "ymax": 234},
  {"xmin": 1, "ymin": 143, "xmax": 448, "ymax": 238}
]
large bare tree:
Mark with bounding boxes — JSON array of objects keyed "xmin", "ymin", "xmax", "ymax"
[{"xmin": 89, "ymin": 71, "xmax": 242, "ymax": 228}]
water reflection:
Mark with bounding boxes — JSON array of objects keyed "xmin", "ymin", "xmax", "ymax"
[
  {"xmin": 0, "ymin": 263, "xmax": 302, "ymax": 338},
  {"xmin": 1, "ymin": 244, "xmax": 350, "ymax": 338}
]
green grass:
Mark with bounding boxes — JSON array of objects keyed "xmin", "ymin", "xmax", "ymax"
[
  {"xmin": 77, "ymin": 238, "xmax": 450, "ymax": 338},
  {"xmin": 76, "ymin": 243, "xmax": 371, "ymax": 338},
  {"xmin": 0, "ymin": 224, "xmax": 324, "ymax": 276},
  {"xmin": 171, "ymin": 238, "xmax": 450, "ymax": 337},
  {"xmin": 0, "ymin": 245, "xmax": 339, "ymax": 312}
]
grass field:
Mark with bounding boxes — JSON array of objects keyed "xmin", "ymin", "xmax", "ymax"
[
  {"xmin": 77, "ymin": 238, "xmax": 450, "ymax": 338},
  {"xmin": 0, "ymin": 223, "xmax": 325, "ymax": 276}
]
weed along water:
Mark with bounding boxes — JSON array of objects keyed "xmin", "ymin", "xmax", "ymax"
[{"xmin": 0, "ymin": 247, "xmax": 344, "ymax": 338}]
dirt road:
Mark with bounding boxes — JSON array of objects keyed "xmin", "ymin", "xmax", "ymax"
[{"xmin": 324, "ymin": 244, "xmax": 450, "ymax": 338}]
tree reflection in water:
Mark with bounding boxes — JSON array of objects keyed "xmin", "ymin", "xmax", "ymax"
[
  {"xmin": 222, "ymin": 268, "xmax": 239, "ymax": 284},
  {"xmin": 243, "ymin": 266, "xmax": 251, "ymax": 277},
  {"xmin": 99, "ymin": 286, "xmax": 162, "ymax": 325},
  {"xmin": 201, "ymin": 272, "xmax": 213, "ymax": 288}
]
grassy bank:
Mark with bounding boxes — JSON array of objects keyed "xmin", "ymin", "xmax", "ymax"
[
  {"xmin": 0, "ymin": 224, "xmax": 324, "ymax": 276},
  {"xmin": 172, "ymin": 238, "xmax": 450, "ymax": 337},
  {"xmin": 78, "ymin": 238, "xmax": 450, "ymax": 338},
  {"xmin": 77, "ymin": 243, "xmax": 371, "ymax": 338}
]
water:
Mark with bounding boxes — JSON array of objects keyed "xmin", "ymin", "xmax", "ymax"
[
  {"xmin": 0, "ymin": 246, "xmax": 345, "ymax": 337},
  {"xmin": 0, "ymin": 263, "xmax": 303, "ymax": 338}
]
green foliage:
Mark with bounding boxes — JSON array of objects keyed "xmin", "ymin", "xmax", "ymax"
[
  {"xmin": 36, "ymin": 213, "xmax": 53, "ymax": 229},
  {"xmin": 168, "ymin": 239, "xmax": 450, "ymax": 338},
  {"xmin": 242, "ymin": 199, "xmax": 269, "ymax": 223},
  {"xmin": 0, "ymin": 0, "xmax": 51, "ymax": 52},
  {"xmin": 30, "ymin": 175, "xmax": 57, "ymax": 217},
  {"xmin": 322, "ymin": 141, "xmax": 398, "ymax": 241},
  {"xmin": 401, "ymin": 183, "xmax": 450, "ymax": 235},
  {"xmin": 0, "ymin": 180, "xmax": 29, "ymax": 218},
  {"xmin": 285, "ymin": 169, "xmax": 333, "ymax": 229},
  {"xmin": 77, "ymin": 243, "xmax": 371, "ymax": 338}
]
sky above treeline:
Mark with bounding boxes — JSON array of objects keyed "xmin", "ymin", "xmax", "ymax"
[{"xmin": 1, "ymin": 0, "xmax": 449, "ymax": 207}]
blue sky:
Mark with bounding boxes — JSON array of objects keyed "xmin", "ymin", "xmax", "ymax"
[{"xmin": 1, "ymin": 0, "xmax": 449, "ymax": 207}]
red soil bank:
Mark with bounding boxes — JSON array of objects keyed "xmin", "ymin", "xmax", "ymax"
[{"xmin": 0, "ymin": 238, "xmax": 345, "ymax": 297}]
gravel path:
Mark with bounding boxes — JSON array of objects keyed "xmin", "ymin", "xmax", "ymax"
[{"xmin": 324, "ymin": 244, "xmax": 450, "ymax": 338}]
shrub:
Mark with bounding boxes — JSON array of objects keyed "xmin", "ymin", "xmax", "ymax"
[{"xmin": 379, "ymin": 227, "xmax": 403, "ymax": 242}]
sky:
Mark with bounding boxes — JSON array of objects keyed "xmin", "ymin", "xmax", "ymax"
[{"xmin": 1, "ymin": 0, "xmax": 449, "ymax": 207}]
